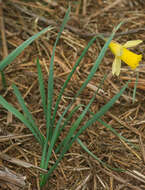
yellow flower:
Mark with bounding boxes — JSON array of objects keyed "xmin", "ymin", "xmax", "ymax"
[{"xmin": 109, "ymin": 40, "xmax": 142, "ymax": 76}]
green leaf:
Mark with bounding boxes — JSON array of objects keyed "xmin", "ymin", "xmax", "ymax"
[
  {"xmin": 12, "ymin": 84, "xmax": 45, "ymax": 146},
  {"xmin": 36, "ymin": 58, "xmax": 47, "ymax": 118},
  {"xmin": 77, "ymin": 138, "xmax": 125, "ymax": 172},
  {"xmin": 53, "ymin": 82, "xmax": 129, "ymax": 177},
  {"xmin": 52, "ymin": 36, "xmax": 97, "ymax": 125},
  {"xmin": 55, "ymin": 104, "xmax": 83, "ymax": 154},
  {"xmin": 0, "ymin": 26, "xmax": 53, "ymax": 71},
  {"xmin": 46, "ymin": 7, "xmax": 71, "ymax": 139},
  {"xmin": 0, "ymin": 96, "xmax": 42, "ymax": 144},
  {"xmin": 70, "ymin": 82, "xmax": 129, "ymax": 146},
  {"xmin": 0, "ymin": 71, "xmax": 7, "ymax": 89},
  {"xmin": 40, "ymin": 7, "xmax": 71, "ymax": 178},
  {"xmin": 133, "ymin": 72, "xmax": 139, "ymax": 103}
]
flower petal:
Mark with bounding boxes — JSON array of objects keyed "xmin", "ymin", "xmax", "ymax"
[
  {"xmin": 112, "ymin": 57, "xmax": 121, "ymax": 76},
  {"xmin": 109, "ymin": 41, "xmax": 122, "ymax": 57},
  {"xmin": 121, "ymin": 48, "xmax": 142, "ymax": 69},
  {"xmin": 123, "ymin": 40, "xmax": 142, "ymax": 48},
  {"xmin": 109, "ymin": 40, "xmax": 142, "ymax": 75}
]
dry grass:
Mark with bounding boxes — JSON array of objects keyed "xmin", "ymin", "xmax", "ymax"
[{"xmin": 0, "ymin": 0, "xmax": 145, "ymax": 189}]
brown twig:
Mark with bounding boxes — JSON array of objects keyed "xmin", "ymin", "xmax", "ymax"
[
  {"xmin": 0, "ymin": 153, "xmax": 48, "ymax": 174},
  {"xmin": 0, "ymin": 166, "xmax": 26, "ymax": 188},
  {"xmin": 0, "ymin": 0, "xmax": 8, "ymax": 57},
  {"xmin": 88, "ymin": 0, "xmax": 125, "ymax": 20},
  {"xmin": 11, "ymin": 3, "xmax": 145, "ymax": 39},
  {"xmin": 0, "ymin": 0, "xmax": 13, "ymax": 124}
]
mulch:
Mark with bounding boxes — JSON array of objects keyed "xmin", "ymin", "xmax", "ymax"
[{"xmin": 0, "ymin": 0, "xmax": 145, "ymax": 189}]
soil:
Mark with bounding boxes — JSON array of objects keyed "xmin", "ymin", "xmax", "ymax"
[{"xmin": 0, "ymin": 0, "xmax": 145, "ymax": 189}]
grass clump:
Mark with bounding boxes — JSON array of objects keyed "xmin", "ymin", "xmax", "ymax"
[{"xmin": 0, "ymin": 7, "xmax": 134, "ymax": 188}]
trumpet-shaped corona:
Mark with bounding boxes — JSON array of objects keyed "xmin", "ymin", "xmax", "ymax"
[{"xmin": 109, "ymin": 40, "xmax": 142, "ymax": 76}]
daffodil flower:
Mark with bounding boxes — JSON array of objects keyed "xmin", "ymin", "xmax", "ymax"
[{"xmin": 109, "ymin": 40, "xmax": 142, "ymax": 76}]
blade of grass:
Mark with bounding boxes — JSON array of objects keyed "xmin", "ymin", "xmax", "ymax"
[
  {"xmin": 40, "ymin": 23, "xmax": 125, "ymax": 185},
  {"xmin": 36, "ymin": 58, "xmax": 47, "ymax": 118},
  {"xmin": 69, "ymin": 82, "xmax": 129, "ymax": 147},
  {"xmin": 40, "ymin": 89, "xmax": 97, "ymax": 186},
  {"xmin": 57, "ymin": 74, "xmax": 107, "ymax": 154},
  {"xmin": 52, "ymin": 22, "xmax": 124, "ymax": 128},
  {"xmin": 40, "ymin": 106, "xmax": 70, "ymax": 184},
  {"xmin": 12, "ymin": 84, "xmax": 45, "ymax": 146},
  {"xmin": 97, "ymin": 118, "xmax": 139, "ymax": 149},
  {"xmin": 0, "ymin": 96, "xmax": 42, "ymax": 145},
  {"xmin": 74, "ymin": 23, "xmax": 124, "ymax": 100},
  {"xmin": 40, "ymin": 74, "xmax": 107, "ymax": 186},
  {"xmin": 51, "ymin": 22, "xmax": 124, "ymax": 155},
  {"xmin": 0, "ymin": 71, "xmax": 6, "ymax": 89},
  {"xmin": 55, "ymin": 104, "xmax": 83, "ymax": 154},
  {"xmin": 52, "ymin": 82, "xmax": 129, "ymax": 176},
  {"xmin": 40, "ymin": 7, "xmax": 71, "ymax": 171},
  {"xmin": 43, "ymin": 104, "xmax": 70, "ymax": 170},
  {"xmin": 52, "ymin": 35, "xmax": 98, "ymax": 125},
  {"xmin": 40, "ymin": 68, "xmax": 128, "ymax": 187},
  {"xmin": 72, "ymin": 104, "xmax": 138, "ymax": 150},
  {"xmin": 82, "ymin": 102, "xmax": 138, "ymax": 149},
  {"xmin": 76, "ymin": 138, "xmax": 125, "ymax": 172},
  {"xmin": 132, "ymin": 71, "xmax": 139, "ymax": 103},
  {"xmin": 46, "ymin": 6, "xmax": 71, "ymax": 140},
  {"xmin": 61, "ymin": 94, "xmax": 98, "ymax": 150},
  {"xmin": 0, "ymin": 26, "xmax": 53, "ymax": 71}
]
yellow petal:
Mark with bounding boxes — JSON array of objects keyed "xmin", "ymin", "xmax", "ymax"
[
  {"xmin": 109, "ymin": 41, "xmax": 123, "ymax": 57},
  {"xmin": 121, "ymin": 48, "xmax": 142, "ymax": 69},
  {"xmin": 123, "ymin": 40, "xmax": 143, "ymax": 48},
  {"xmin": 109, "ymin": 40, "xmax": 142, "ymax": 70},
  {"xmin": 112, "ymin": 57, "xmax": 121, "ymax": 76}
]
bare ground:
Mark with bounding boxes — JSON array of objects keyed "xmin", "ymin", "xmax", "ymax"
[{"xmin": 0, "ymin": 0, "xmax": 145, "ymax": 189}]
